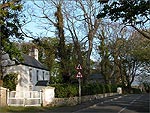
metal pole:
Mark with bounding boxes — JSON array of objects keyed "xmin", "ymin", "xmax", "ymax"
[{"xmin": 78, "ymin": 77, "xmax": 81, "ymax": 104}]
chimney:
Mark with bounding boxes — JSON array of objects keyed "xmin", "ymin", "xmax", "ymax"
[{"xmin": 29, "ymin": 47, "xmax": 39, "ymax": 61}]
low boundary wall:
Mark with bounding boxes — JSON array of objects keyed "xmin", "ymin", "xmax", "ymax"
[
  {"xmin": 46, "ymin": 93, "xmax": 119, "ymax": 107},
  {"xmin": 0, "ymin": 86, "xmax": 119, "ymax": 107}
]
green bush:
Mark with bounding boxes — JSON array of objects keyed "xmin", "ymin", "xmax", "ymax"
[
  {"xmin": 81, "ymin": 84, "xmax": 90, "ymax": 96},
  {"xmin": 67, "ymin": 84, "xmax": 78, "ymax": 97},
  {"xmin": 51, "ymin": 82, "xmax": 118, "ymax": 98},
  {"xmin": 105, "ymin": 84, "xmax": 111, "ymax": 93},
  {"xmin": 99, "ymin": 84, "xmax": 106, "ymax": 93},
  {"xmin": 3, "ymin": 73, "xmax": 18, "ymax": 91},
  {"xmin": 111, "ymin": 84, "xmax": 117, "ymax": 93},
  {"xmin": 131, "ymin": 88, "xmax": 142, "ymax": 94},
  {"xmin": 82, "ymin": 83, "xmax": 107, "ymax": 95},
  {"xmin": 50, "ymin": 84, "xmax": 78, "ymax": 98},
  {"xmin": 93, "ymin": 83, "xmax": 101, "ymax": 94}
]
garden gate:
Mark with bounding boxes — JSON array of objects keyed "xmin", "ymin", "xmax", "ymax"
[{"xmin": 7, "ymin": 90, "xmax": 42, "ymax": 106}]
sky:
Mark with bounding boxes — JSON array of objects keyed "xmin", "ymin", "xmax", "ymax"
[{"xmin": 22, "ymin": 1, "xmax": 56, "ymax": 42}]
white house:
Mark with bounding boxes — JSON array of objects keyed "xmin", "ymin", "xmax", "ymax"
[{"xmin": 2, "ymin": 48, "xmax": 50, "ymax": 92}]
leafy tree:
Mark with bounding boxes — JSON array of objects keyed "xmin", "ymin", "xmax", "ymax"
[
  {"xmin": 97, "ymin": 0, "xmax": 150, "ymax": 39},
  {"xmin": 0, "ymin": 0, "xmax": 23, "ymax": 80},
  {"xmin": 36, "ymin": 37, "xmax": 61, "ymax": 83},
  {"xmin": 55, "ymin": 3, "xmax": 70, "ymax": 83},
  {"xmin": 138, "ymin": 73, "xmax": 150, "ymax": 93},
  {"xmin": 96, "ymin": 23, "xmax": 127, "ymax": 85},
  {"xmin": 30, "ymin": 0, "xmax": 74, "ymax": 83},
  {"xmin": 98, "ymin": 32, "xmax": 113, "ymax": 84},
  {"xmin": 118, "ymin": 32, "xmax": 150, "ymax": 93},
  {"xmin": 33, "ymin": 37, "xmax": 59, "ymax": 72}
]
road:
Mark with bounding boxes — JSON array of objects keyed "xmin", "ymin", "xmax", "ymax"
[{"xmin": 46, "ymin": 94, "xmax": 150, "ymax": 113}]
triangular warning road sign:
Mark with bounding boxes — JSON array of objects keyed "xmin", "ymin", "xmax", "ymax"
[
  {"xmin": 76, "ymin": 64, "xmax": 82, "ymax": 70},
  {"xmin": 76, "ymin": 71, "xmax": 83, "ymax": 78}
]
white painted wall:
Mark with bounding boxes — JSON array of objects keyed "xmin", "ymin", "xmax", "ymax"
[{"xmin": 4, "ymin": 64, "xmax": 50, "ymax": 91}]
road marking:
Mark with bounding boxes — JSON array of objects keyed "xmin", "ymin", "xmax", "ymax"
[
  {"xmin": 118, "ymin": 95, "xmax": 142, "ymax": 113},
  {"xmin": 118, "ymin": 107, "xmax": 127, "ymax": 113},
  {"xmin": 73, "ymin": 95, "xmax": 123, "ymax": 113}
]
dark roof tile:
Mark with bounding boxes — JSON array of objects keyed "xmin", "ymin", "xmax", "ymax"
[{"xmin": 21, "ymin": 54, "xmax": 49, "ymax": 70}]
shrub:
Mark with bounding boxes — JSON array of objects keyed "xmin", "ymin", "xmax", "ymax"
[
  {"xmin": 51, "ymin": 82, "xmax": 118, "ymax": 98},
  {"xmin": 3, "ymin": 73, "xmax": 18, "ymax": 91},
  {"xmin": 82, "ymin": 83, "xmax": 106, "ymax": 95},
  {"xmin": 67, "ymin": 84, "xmax": 78, "ymax": 97},
  {"xmin": 81, "ymin": 84, "xmax": 91, "ymax": 96},
  {"xmin": 99, "ymin": 84, "xmax": 106, "ymax": 93},
  {"xmin": 105, "ymin": 84, "xmax": 111, "ymax": 93},
  {"xmin": 111, "ymin": 84, "xmax": 117, "ymax": 93},
  {"xmin": 131, "ymin": 88, "xmax": 142, "ymax": 94},
  {"xmin": 50, "ymin": 84, "xmax": 78, "ymax": 98}
]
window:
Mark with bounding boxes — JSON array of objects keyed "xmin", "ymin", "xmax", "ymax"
[
  {"xmin": 36, "ymin": 70, "xmax": 39, "ymax": 81},
  {"xmin": 43, "ymin": 71, "xmax": 45, "ymax": 80},
  {"xmin": 29, "ymin": 68, "xmax": 32, "ymax": 81}
]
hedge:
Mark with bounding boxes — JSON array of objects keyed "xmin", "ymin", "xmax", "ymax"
[
  {"xmin": 50, "ymin": 83, "xmax": 118, "ymax": 98},
  {"xmin": 50, "ymin": 84, "xmax": 78, "ymax": 98}
]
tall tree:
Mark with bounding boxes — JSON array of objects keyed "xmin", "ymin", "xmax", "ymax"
[
  {"xmin": 0, "ymin": 0, "xmax": 23, "ymax": 81},
  {"xmin": 63, "ymin": 0, "xmax": 102, "ymax": 81},
  {"xmin": 78, "ymin": 0, "xmax": 101, "ymax": 79},
  {"xmin": 55, "ymin": 3, "xmax": 71, "ymax": 82},
  {"xmin": 31, "ymin": 0, "xmax": 73, "ymax": 83},
  {"xmin": 114, "ymin": 31, "xmax": 150, "ymax": 93},
  {"xmin": 97, "ymin": 0, "xmax": 150, "ymax": 40}
]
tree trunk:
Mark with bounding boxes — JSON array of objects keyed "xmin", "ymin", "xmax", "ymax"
[
  {"xmin": 0, "ymin": 37, "xmax": 3, "ymax": 81},
  {"xmin": 55, "ymin": 4, "xmax": 70, "ymax": 83}
]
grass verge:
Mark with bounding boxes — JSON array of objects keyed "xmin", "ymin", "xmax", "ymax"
[{"xmin": 0, "ymin": 106, "xmax": 55, "ymax": 112}]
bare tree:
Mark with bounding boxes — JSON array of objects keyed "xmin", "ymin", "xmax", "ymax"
[{"xmin": 63, "ymin": 0, "xmax": 102, "ymax": 80}]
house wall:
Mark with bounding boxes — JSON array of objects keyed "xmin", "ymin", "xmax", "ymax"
[{"xmin": 3, "ymin": 65, "xmax": 50, "ymax": 91}]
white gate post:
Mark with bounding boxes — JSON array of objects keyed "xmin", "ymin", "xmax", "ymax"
[
  {"xmin": 42, "ymin": 86, "xmax": 55, "ymax": 106},
  {"xmin": 117, "ymin": 87, "xmax": 122, "ymax": 94}
]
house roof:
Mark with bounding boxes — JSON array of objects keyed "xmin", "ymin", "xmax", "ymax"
[
  {"xmin": 35, "ymin": 80, "xmax": 49, "ymax": 86},
  {"xmin": 2, "ymin": 49, "xmax": 49, "ymax": 71},
  {"xmin": 89, "ymin": 74, "xmax": 104, "ymax": 79},
  {"xmin": 20, "ymin": 54, "xmax": 49, "ymax": 70}
]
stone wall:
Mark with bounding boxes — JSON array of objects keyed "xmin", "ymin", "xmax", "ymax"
[
  {"xmin": 0, "ymin": 87, "xmax": 7, "ymax": 107},
  {"xmin": 0, "ymin": 85, "xmax": 119, "ymax": 107},
  {"xmin": 48, "ymin": 97, "xmax": 79, "ymax": 107},
  {"xmin": 46, "ymin": 93, "xmax": 118, "ymax": 107}
]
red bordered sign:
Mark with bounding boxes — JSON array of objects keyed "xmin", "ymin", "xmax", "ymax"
[
  {"xmin": 76, "ymin": 64, "xmax": 82, "ymax": 70},
  {"xmin": 76, "ymin": 71, "xmax": 83, "ymax": 78}
]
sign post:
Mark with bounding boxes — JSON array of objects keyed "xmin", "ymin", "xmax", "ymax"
[
  {"xmin": 78, "ymin": 77, "xmax": 81, "ymax": 104},
  {"xmin": 76, "ymin": 64, "xmax": 83, "ymax": 104}
]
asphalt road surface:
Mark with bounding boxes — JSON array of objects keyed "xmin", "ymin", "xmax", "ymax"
[{"xmin": 47, "ymin": 94, "xmax": 150, "ymax": 113}]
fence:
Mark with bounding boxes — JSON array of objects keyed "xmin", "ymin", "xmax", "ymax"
[{"xmin": 7, "ymin": 90, "xmax": 42, "ymax": 106}]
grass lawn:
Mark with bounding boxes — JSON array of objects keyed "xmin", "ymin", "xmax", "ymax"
[{"xmin": 0, "ymin": 106, "xmax": 55, "ymax": 112}]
